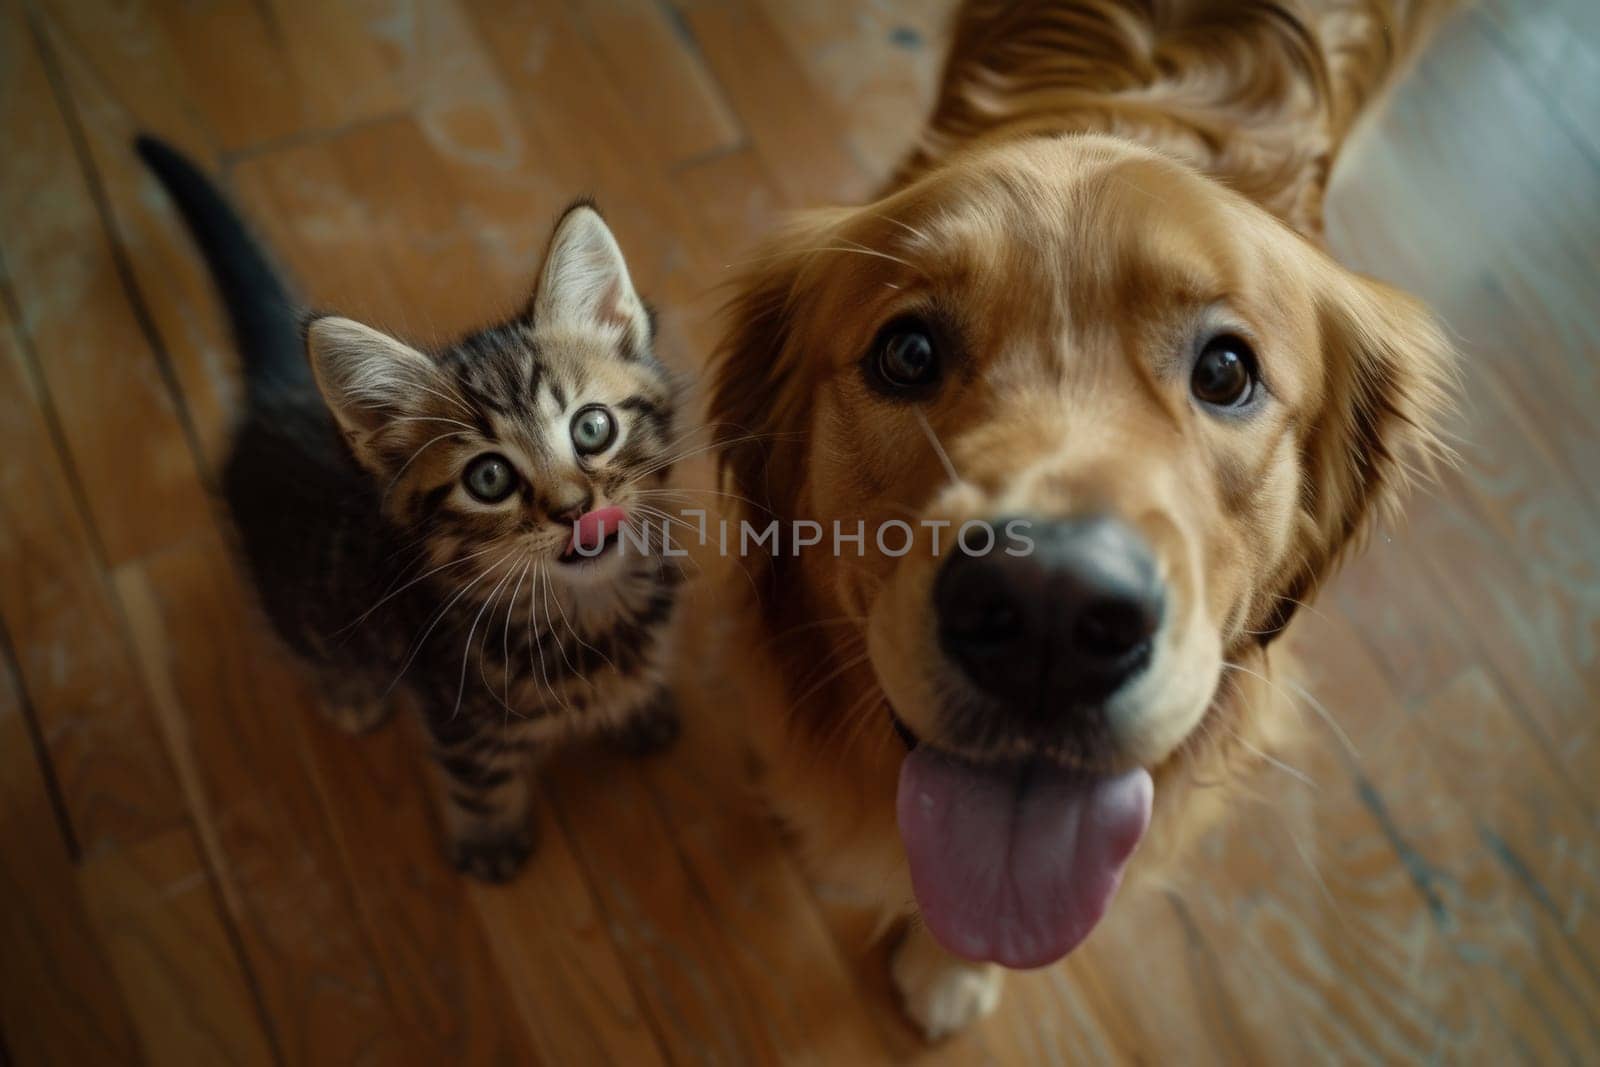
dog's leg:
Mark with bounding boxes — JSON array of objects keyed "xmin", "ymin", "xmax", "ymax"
[{"xmin": 891, "ymin": 921, "xmax": 1003, "ymax": 1041}]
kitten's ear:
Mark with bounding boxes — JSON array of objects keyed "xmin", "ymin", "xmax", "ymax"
[
  {"xmin": 307, "ymin": 315, "xmax": 448, "ymax": 472},
  {"xmin": 531, "ymin": 203, "xmax": 650, "ymax": 354}
]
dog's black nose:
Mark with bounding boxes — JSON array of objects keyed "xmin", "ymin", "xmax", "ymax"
[{"xmin": 934, "ymin": 516, "xmax": 1164, "ymax": 709}]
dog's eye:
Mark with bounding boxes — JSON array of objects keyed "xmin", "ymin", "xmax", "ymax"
[
  {"xmin": 1191, "ymin": 335, "xmax": 1258, "ymax": 408},
  {"xmin": 463, "ymin": 453, "xmax": 518, "ymax": 503},
  {"xmin": 874, "ymin": 321, "xmax": 941, "ymax": 390}
]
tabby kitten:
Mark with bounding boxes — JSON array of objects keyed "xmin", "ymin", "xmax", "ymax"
[{"xmin": 139, "ymin": 138, "xmax": 683, "ymax": 880}]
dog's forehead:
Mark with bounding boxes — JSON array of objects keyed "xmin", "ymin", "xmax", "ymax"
[
  {"xmin": 901, "ymin": 144, "xmax": 1247, "ymax": 289},
  {"xmin": 873, "ymin": 148, "xmax": 1263, "ymax": 367}
]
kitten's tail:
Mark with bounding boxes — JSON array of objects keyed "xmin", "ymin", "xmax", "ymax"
[{"xmin": 135, "ymin": 136, "xmax": 307, "ymax": 404}]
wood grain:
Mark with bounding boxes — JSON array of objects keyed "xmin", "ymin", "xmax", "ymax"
[
  {"xmin": 756, "ymin": 0, "xmax": 948, "ymax": 182},
  {"xmin": 0, "ymin": 651, "xmax": 142, "ymax": 1065},
  {"xmin": 2, "ymin": 0, "xmax": 1597, "ymax": 1062},
  {"xmin": 0, "ymin": 0, "xmax": 211, "ymax": 563},
  {"xmin": 78, "ymin": 828, "xmax": 277, "ymax": 1067},
  {"xmin": 464, "ymin": 791, "xmax": 669, "ymax": 1067},
  {"xmin": 569, "ymin": 0, "xmax": 741, "ymax": 169},
  {"xmin": 37, "ymin": 4, "xmax": 239, "ymax": 468},
  {"xmin": 117, "ymin": 538, "xmax": 411, "ymax": 1066},
  {"xmin": 672, "ymin": 0, "xmax": 871, "ymax": 207},
  {"xmin": 295, "ymin": 712, "xmax": 548, "ymax": 1065},
  {"xmin": 0, "ymin": 264, "xmax": 187, "ymax": 855}
]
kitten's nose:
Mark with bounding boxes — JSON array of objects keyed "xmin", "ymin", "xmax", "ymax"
[{"xmin": 550, "ymin": 489, "xmax": 594, "ymax": 524}]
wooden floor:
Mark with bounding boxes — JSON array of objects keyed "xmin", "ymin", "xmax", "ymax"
[{"xmin": 2, "ymin": 0, "xmax": 1597, "ymax": 1062}]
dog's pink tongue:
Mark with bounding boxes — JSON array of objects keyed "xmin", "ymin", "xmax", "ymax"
[
  {"xmin": 897, "ymin": 747, "xmax": 1152, "ymax": 968},
  {"xmin": 569, "ymin": 505, "xmax": 627, "ymax": 552}
]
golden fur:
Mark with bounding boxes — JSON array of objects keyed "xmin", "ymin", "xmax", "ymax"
[{"xmin": 700, "ymin": 0, "xmax": 1456, "ymax": 1038}]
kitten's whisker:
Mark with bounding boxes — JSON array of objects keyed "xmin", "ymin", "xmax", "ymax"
[
  {"xmin": 375, "ymin": 519, "xmax": 446, "ymax": 569},
  {"xmin": 526, "ymin": 565, "xmax": 552, "ymax": 708},
  {"xmin": 474, "ymin": 563, "xmax": 519, "ymax": 716},
  {"xmin": 502, "ymin": 560, "xmax": 531, "ymax": 708},
  {"xmin": 479, "ymin": 567, "xmax": 528, "ymax": 720},
  {"xmin": 379, "ymin": 415, "xmax": 476, "ymax": 431},
  {"xmin": 407, "ymin": 380, "xmax": 478, "ymax": 419},
  {"xmin": 630, "ymin": 513, "xmax": 698, "ymax": 581},
  {"xmin": 527, "ymin": 565, "xmax": 574, "ymax": 715},
  {"xmin": 432, "ymin": 370, "xmax": 476, "ymax": 410},
  {"xmin": 632, "ymin": 486, "xmax": 774, "ymax": 517},
  {"xmin": 344, "ymin": 543, "xmax": 499, "ymax": 632},
  {"xmin": 649, "ymin": 421, "xmax": 719, "ymax": 457},
  {"xmin": 538, "ymin": 567, "xmax": 580, "ymax": 714},
  {"xmin": 387, "ymin": 548, "xmax": 515, "ymax": 697},
  {"xmin": 454, "ymin": 555, "xmax": 520, "ymax": 720},
  {"xmin": 620, "ymin": 432, "xmax": 783, "ymax": 485},
  {"xmin": 382, "ymin": 414, "xmax": 478, "ymax": 432},
  {"xmin": 540, "ymin": 566, "xmax": 586, "ymax": 685},
  {"xmin": 610, "ymin": 422, "xmax": 719, "ymax": 482},
  {"xmin": 547, "ymin": 568, "xmax": 614, "ymax": 682},
  {"xmin": 383, "ymin": 430, "xmax": 472, "ymax": 499},
  {"xmin": 632, "ymin": 504, "xmax": 702, "ymax": 541}
]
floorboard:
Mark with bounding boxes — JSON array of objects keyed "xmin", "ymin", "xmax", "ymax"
[{"xmin": 1, "ymin": 1, "xmax": 1596, "ymax": 1062}]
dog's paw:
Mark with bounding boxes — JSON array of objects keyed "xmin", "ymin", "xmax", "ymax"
[
  {"xmin": 448, "ymin": 821, "xmax": 536, "ymax": 883},
  {"xmin": 608, "ymin": 695, "xmax": 681, "ymax": 757},
  {"xmin": 891, "ymin": 926, "xmax": 1003, "ymax": 1042}
]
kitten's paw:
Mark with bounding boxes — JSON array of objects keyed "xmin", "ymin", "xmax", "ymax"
[
  {"xmin": 448, "ymin": 820, "xmax": 536, "ymax": 883},
  {"xmin": 609, "ymin": 695, "xmax": 681, "ymax": 757},
  {"xmin": 319, "ymin": 697, "xmax": 391, "ymax": 735},
  {"xmin": 891, "ymin": 925, "xmax": 1003, "ymax": 1042}
]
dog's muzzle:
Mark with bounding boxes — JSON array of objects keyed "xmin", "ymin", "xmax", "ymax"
[{"xmin": 932, "ymin": 514, "xmax": 1164, "ymax": 741}]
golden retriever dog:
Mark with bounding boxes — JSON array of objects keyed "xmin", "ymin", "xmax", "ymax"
[{"xmin": 702, "ymin": 0, "xmax": 1456, "ymax": 1039}]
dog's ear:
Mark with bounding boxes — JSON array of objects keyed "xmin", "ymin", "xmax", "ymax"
[
  {"xmin": 1259, "ymin": 271, "xmax": 1456, "ymax": 642},
  {"xmin": 1308, "ymin": 272, "xmax": 1456, "ymax": 553},
  {"xmin": 707, "ymin": 212, "xmax": 842, "ymax": 521}
]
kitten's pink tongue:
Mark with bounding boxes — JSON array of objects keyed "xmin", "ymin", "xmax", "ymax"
[
  {"xmin": 569, "ymin": 506, "xmax": 627, "ymax": 552},
  {"xmin": 897, "ymin": 747, "xmax": 1152, "ymax": 968}
]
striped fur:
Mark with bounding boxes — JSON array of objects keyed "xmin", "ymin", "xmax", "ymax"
[
  {"xmin": 138, "ymin": 143, "xmax": 687, "ymax": 883},
  {"xmin": 284, "ymin": 208, "xmax": 684, "ymax": 881}
]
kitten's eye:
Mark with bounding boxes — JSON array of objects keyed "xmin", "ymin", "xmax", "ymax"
[
  {"xmin": 1191, "ymin": 335, "xmax": 1259, "ymax": 408},
  {"xmin": 872, "ymin": 318, "xmax": 941, "ymax": 391},
  {"xmin": 570, "ymin": 405, "xmax": 617, "ymax": 456},
  {"xmin": 463, "ymin": 453, "xmax": 517, "ymax": 503}
]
